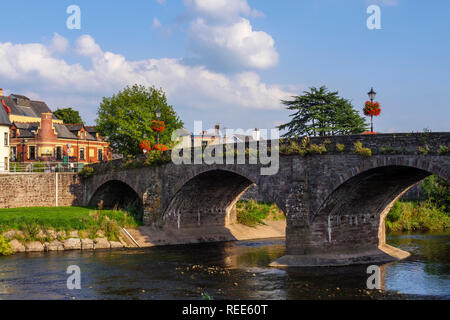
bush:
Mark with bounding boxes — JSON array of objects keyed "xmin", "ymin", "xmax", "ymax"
[
  {"xmin": 386, "ymin": 200, "xmax": 450, "ymax": 232},
  {"xmin": 353, "ymin": 141, "xmax": 372, "ymax": 157},
  {"xmin": 421, "ymin": 175, "xmax": 449, "ymax": 213},
  {"xmin": 78, "ymin": 166, "xmax": 94, "ymax": 179},
  {"xmin": 336, "ymin": 143, "xmax": 345, "ymax": 152},
  {"xmin": 236, "ymin": 200, "xmax": 285, "ymax": 227},
  {"xmin": 0, "ymin": 236, "xmax": 14, "ymax": 256}
]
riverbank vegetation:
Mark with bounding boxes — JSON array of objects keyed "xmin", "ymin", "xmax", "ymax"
[
  {"xmin": 386, "ymin": 175, "xmax": 449, "ymax": 232},
  {"xmin": 236, "ymin": 200, "xmax": 285, "ymax": 227},
  {"xmin": 0, "ymin": 206, "xmax": 142, "ymax": 255}
]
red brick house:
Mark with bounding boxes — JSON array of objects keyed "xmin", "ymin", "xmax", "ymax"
[{"xmin": 1, "ymin": 92, "xmax": 110, "ymax": 168}]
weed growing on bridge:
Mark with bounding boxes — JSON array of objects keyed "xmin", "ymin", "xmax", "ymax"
[
  {"xmin": 418, "ymin": 145, "xmax": 430, "ymax": 156},
  {"xmin": 79, "ymin": 166, "xmax": 94, "ymax": 179},
  {"xmin": 336, "ymin": 143, "xmax": 345, "ymax": 152},
  {"xmin": 380, "ymin": 146, "xmax": 404, "ymax": 155},
  {"xmin": 439, "ymin": 145, "xmax": 449, "ymax": 155},
  {"xmin": 280, "ymin": 137, "xmax": 327, "ymax": 156},
  {"xmin": 353, "ymin": 141, "xmax": 372, "ymax": 157}
]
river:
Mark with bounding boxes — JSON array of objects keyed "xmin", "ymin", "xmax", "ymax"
[{"xmin": 0, "ymin": 232, "xmax": 448, "ymax": 300}]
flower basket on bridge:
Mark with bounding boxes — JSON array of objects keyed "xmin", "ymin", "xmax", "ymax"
[
  {"xmin": 139, "ymin": 140, "xmax": 152, "ymax": 154},
  {"xmin": 363, "ymin": 101, "xmax": 381, "ymax": 133},
  {"xmin": 151, "ymin": 120, "xmax": 165, "ymax": 133},
  {"xmin": 153, "ymin": 144, "xmax": 168, "ymax": 152}
]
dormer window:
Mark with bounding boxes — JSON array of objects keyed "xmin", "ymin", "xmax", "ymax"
[{"xmin": 81, "ymin": 132, "xmax": 85, "ymax": 139}]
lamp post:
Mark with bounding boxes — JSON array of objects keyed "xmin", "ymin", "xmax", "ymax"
[
  {"xmin": 22, "ymin": 138, "xmax": 27, "ymax": 168},
  {"xmin": 156, "ymin": 108, "xmax": 162, "ymax": 145},
  {"xmin": 367, "ymin": 87, "xmax": 377, "ymax": 133}
]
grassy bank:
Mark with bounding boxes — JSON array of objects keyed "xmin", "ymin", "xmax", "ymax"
[
  {"xmin": 236, "ymin": 200, "xmax": 285, "ymax": 227},
  {"xmin": 386, "ymin": 200, "xmax": 449, "ymax": 233},
  {"xmin": 0, "ymin": 206, "xmax": 141, "ymax": 246}
]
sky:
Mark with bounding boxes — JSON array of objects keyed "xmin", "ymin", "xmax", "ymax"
[{"xmin": 0, "ymin": 0, "xmax": 449, "ymax": 133}]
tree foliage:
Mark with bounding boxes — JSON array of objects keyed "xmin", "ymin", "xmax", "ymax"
[
  {"xmin": 95, "ymin": 85, "xmax": 183, "ymax": 156},
  {"xmin": 421, "ymin": 175, "xmax": 450, "ymax": 214},
  {"xmin": 278, "ymin": 86, "xmax": 367, "ymax": 137},
  {"xmin": 53, "ymin": 107, "xmax": 84, "ymax": 124}
]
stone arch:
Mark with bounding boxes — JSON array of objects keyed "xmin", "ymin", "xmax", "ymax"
[
  {"xmin": 162, "ymin": 169, "xmax": 255, "ymax": 229},
  {"xmin": 88, "ymin": 179, "xmax": 143, "ymax": 210},
  {"xmin": 309, "ymin": 158, "xmax": 448, "ymax": 256}
]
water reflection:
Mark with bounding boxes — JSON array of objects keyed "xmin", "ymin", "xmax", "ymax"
[{"xmin": 0, "ymin": 233, "xmax": 448, "ymax": 300}]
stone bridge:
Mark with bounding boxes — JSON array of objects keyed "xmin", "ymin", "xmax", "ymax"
[{"xmin": 83, "ymin": 133, "xmax": 450, "ymax": 266}]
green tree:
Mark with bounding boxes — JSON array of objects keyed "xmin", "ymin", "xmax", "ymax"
[
  {"xmin": 421, "ymin": 175, "xmax": 450, "ymax": 214},
  {"xmin": 96, "ymin": 85, "xmax": 183, "ymax": 156},
  {"xmin": 278, "ymin": 86, "xmax": 367, "ymax": 137},
  {"xmin": 53, "ymin": 107, "xmax": 83, "ymax": 124}
]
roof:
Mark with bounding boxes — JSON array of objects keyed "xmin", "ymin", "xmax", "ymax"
[
  {"xmin": 0, "ymin": 100, "xmax": 11, "ymax": 126},
  {"xmin": 12, "ymin": 122, "xmax": 39, "ymax": 138},
  {"xmin": 2, "ymin": 95, "xmax": 57, "ymax": 119},
  {"xmin": 85, "ymin": 126, "xmax": 98, "ymax": 134}
]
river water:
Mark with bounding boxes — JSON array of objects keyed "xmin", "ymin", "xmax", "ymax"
[{"xmin": 0, "ymin": 233, "xmax": 448, "ymax": 300}]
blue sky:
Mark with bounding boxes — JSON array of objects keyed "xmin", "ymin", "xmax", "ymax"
[{"xmin": 0, "ymin": 0, "xmax": 448, "ymax": 133}]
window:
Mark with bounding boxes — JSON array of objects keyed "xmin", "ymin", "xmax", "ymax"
[
  {"xmin": 11, "ymin": 130, "xmax": 17, "ymax": 138},
  {"xmin": 4, "ymin": 157, "xmax": 8, "ymax": 171},
  {"xmin": 80, "ymin": 148, "xmax": 85, "ymax": 161},
  {"xmin": 81, "ymin": 132, "xmax": 85, "ymax": 139},
  {"xmin": 56, "ymin": 147, "xmax": 62, "ymax": 160},
  {"xmin": 4, "ymin": 132, "xmax": 8, "ymax": 146},
  {"xmin": 98, "ymin": 149, "xmax": 103, "ymax": 162},
  {"xmin": 29, "ymin": 146, "xmax": 36, "ymax": 160},
  {"xmin": 11, "ymin": 147, "xmax": 16, "ymax": 161}
]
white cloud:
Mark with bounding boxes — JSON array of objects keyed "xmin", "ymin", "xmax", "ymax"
[
  {"xmin": 152, "ymin": 17, "xmax": 162, "ymax": 29},
  {"xmin": 49, "ymin": 32, "xmax": 69, "ymax": 53},
  {"xmin": 0, "ymin": 35, "xmax": 294, "ymax": 123},
  {"xmin": 188, "ymin": 17, "xmax": 278, "ymax": 70},
  {"xmin": 184, "ymin": 0, "xmax": 277, "ymax": 71}
]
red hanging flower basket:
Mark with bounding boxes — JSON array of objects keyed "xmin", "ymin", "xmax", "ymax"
[
  {"xmin": 139, "ymin": 140, "xmax": 152, "ymax": 153},
  {"xmin": 363, "ymin": 101, "xmax": 381, "ymax": 117},
  {"xmin": 151, "ymin": 120, "xmax": 165, "ymax": 133},
  {"xmin": 153, "ymin": 144, "xmax": 168, "ymax": 152}
]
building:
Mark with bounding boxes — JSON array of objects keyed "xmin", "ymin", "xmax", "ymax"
[
  {"xmin": 0, "ymin": 89, "xmax": 110, "ymax": 171},
  {"xmin": 0, "ymin": 92, "xmax": 12, "ymax": 172}
]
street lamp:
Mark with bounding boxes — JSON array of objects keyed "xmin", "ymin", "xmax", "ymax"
[
  {"xmin": 367, "ymin": 87, "xmax": 377, "ymax": 132},
  {"xmin": 368, "ymin": 87, "xmax": 376, "ymax": 103},
  {"xmin": 156, "ymin": 108, "xmax": 161, "ymax": 144},
  {"xmin": 22, "ymin": 138, "xmax": 27, "ymax": 167}
]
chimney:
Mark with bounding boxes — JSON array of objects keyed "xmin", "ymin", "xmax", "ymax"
[
  {"xmin": 253, "ymin": 128, "xmax": 260, "ymax": 141},
  {"xmin": 215, "ymin": 124, "xmax": 220, "ymax": 137},
  {"xmin": 0, "ymin": 88, "xmax": 3, "ymax": 97},
  {"xmin": 38, "ymin": 112, "xmax": 57, "ymax": 140}
]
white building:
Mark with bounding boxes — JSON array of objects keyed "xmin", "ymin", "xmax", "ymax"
[{"xmin": 0, "ymin": 88, "xmax": 12, "ymax": 171}]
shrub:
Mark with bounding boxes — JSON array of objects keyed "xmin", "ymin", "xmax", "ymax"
[
  {"xmin": 0, "ymin": 236, "xmax": 14, "ymax": 256},
  {"xmin": 78, "ymin": 166, "xmax": 94, "ymax": 179},
  {"xmin": 336, "ymin": 143, "xmax": 345, "ymax": 152},
  {"xmin": 353, "ymin": 141, "xmax": 372, "ymax": 157},
  {"xmin": 418, "ymin": 145, "xmax": 430, "ymax": 155},
  {"xmin": 438, "ymin": 145, "xmax": 449, "ymax": 155}
]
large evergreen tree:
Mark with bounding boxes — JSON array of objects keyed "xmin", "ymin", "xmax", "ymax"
[
  {"xmin": 96, "ymin": 84, "xmax": 183, "ymax": 156},
  {"xmin": 278, "ymin": 86, "xmax": 367, "ymax": 137}
]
